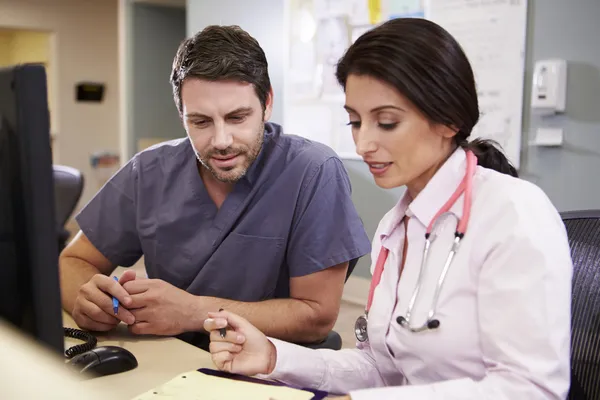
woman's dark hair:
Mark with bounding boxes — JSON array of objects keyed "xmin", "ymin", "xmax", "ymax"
[{"xmin": 335, "ymin": 18, "xmax": 518, "ymax": 177}]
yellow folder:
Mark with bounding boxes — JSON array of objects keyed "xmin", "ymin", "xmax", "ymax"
[{"xmin": 132, "ymin": 370, "xmax": 314, "ymax": 400}]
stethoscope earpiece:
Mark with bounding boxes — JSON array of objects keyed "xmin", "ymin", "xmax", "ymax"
[
  {"xmin": 396, "ymin": 316, "xmax": 440, "ymax": 331},
  {"xmin": 427, "ymin": 319, "xmax": 440, "ymax": 329}
]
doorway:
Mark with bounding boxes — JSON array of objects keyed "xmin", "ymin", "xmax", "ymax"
[{"xmin": 128, "ymin": 1, "xmax": 186, "ymax": 158}]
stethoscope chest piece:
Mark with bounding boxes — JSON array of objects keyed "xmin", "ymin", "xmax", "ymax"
[{"xmin": 354, "ymin": 314, "xmax": 369, "ymax": 342}]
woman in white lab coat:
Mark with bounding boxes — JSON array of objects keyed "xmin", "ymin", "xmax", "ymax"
[{"xmin": 203, "ymin": 18, "xmax": 573, "ymax": 400}]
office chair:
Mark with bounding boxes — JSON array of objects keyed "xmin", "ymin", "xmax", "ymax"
[
  {"xmin": 53, "ymin": 165, "xmax": 84, "ymax": 252},
  {"xmin": 561, "ymin": 210, "xmax": 600, "ymax": 400},
  {"xmin": 301, "ymin": 256, "xmax": 360, "ymax": 351}
]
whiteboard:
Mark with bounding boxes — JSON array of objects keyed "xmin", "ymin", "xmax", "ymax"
[{"xmin": 283, "ymin": 0, "xmax": 528, "ymax": 168}]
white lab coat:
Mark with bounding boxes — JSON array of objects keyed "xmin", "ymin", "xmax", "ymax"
[{"xmin": 262, "ymin": 148, "xmax": 573, "ymax": 399}]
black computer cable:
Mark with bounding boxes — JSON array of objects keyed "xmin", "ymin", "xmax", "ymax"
[{"xmin": 63, "ymin": 327, "xmax": 97, "ymax": 359}]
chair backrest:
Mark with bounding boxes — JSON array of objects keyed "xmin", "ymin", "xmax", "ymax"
[
  {"xmin": 346, "ymin": 257, "xmax": 359, "ymax": 282},
  {"xmin": 560, "ymin": 210, "xmax": 600, "ymax": 400},
  {"xmin": 345, "ymin": 218, "xmax": 366, "ymax": 282},
  {"xmin": 53, "ymin": 165, "xmax": 84, "ymax": 228}
]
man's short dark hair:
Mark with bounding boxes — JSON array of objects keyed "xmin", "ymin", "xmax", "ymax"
[{"xmin": 171, "ymin": 25, "xmax": 271, "ymax": 115}]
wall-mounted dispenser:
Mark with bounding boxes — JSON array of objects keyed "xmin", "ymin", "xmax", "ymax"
[{"xmin": 531, "ymin": 59, "xmax": 567, "ymax": 116}]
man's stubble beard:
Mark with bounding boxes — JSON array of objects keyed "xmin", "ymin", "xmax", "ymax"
[{"xmin": 196, "ymin": 120, "xmax": 265, "ymax": 184}]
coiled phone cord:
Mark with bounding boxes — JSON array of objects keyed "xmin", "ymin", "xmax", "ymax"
[{"xmin": 63, "ymin": 327, "xmax": 97, "ymax": 359}]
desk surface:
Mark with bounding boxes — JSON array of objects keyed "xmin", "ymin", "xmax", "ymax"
[{"xmin": 63, "ymin": 311, "xmax": 214, "ymax": 399}]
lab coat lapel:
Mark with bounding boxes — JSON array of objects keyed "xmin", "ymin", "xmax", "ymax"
[{"xmin": 409, "ymin": 148, "xmax": 467, "ymax": 230}]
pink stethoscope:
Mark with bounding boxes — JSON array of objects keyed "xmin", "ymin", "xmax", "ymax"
[{"xmin": 355, "ymin": 150, "xmax": 477, "ymax": 342}]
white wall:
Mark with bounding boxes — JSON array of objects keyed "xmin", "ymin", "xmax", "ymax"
[
  {"xmin": 0, "ymin": 0, "xmax": 120, "ymax": 210},
  {"xmin": 186, "ymin": 0, "xmax": 285, "ymax": 125},
  {"xmin": 520, "ymin": 0, "xmax": 600, "ymax": 212}
]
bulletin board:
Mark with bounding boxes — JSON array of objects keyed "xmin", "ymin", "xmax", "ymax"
[{"xmin": 283, "ymin": 0, "xmax": 528, "ymax": 168}]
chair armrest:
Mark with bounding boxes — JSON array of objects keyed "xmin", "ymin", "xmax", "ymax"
[{"xmin": 298, "ymin": 331, "xmax": 343, "ymax": 350}]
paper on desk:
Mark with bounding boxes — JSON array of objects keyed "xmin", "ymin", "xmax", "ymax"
[{"xmin": 131, "ymin": 370, "xmax": 314, "ymax": 400}]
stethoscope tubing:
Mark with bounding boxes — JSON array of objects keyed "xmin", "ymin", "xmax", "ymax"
[{"xmin": 356, "ymin": 150, "xmax": 478, "ymax": 341}]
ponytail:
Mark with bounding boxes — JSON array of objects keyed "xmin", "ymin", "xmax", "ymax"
[{"xmin": 463, "ymin": 138, "xmax": 518, "ymax": 177}]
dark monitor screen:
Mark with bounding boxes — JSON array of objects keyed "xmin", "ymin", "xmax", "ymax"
[{"xmin": 0, "ymin": 64, "xmax": 64, "ymax": 355}]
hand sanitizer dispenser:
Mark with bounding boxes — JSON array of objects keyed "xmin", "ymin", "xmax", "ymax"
[{"xmin": 531, "ymin": 59, "xmax": 567, "ymax": 116}]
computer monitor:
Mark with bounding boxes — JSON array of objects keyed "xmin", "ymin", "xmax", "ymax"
[{"xmin": 0, "ymin": 64, "xmax": 64, "ymax": 356}]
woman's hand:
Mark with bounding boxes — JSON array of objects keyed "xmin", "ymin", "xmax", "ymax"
[{"xmin": 204, "ymin": 310, "xmax": 277, "ymax": 376}]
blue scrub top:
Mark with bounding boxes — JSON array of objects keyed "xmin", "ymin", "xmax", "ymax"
[{"xmin": 76, "ymin": 122, "xmax": 371, "ymax": 301}]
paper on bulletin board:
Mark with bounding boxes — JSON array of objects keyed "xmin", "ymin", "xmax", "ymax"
[
  {"xmin": 348, "ymin": 0, "xmax": 371, "ymax": 25},
  {"xmin": 314, "ymin": 0, "xmax": 349, "ymax": 18},
  {"xmin": 285, "ymin": 103, "xmax": 335, "ymax": 148},
  {"xmin": 351, "ymin": 25, "xmax": 372, "ymax": 43},
  {"xmin": 315, "ymin": 15, "xmax": 349, "ymax": 99},
  {"xmin": 388, "ymin": 0, "xmax": 426, "ymax": 19},
  {"xmin": 287, "ymin": 1, "xmax": 319, "ymax": 100},
  {"xmin": 284, "ymin": 0, "xmax": 528, "ymax": 165},
  {"xmin": 288, "ymin": 43, "xmax": 320, "ymax": 99},
  {"xmin": 326, "ymin": 105, "xmax": 357, "ymax": 160},
  {"xmin": 333, "ymin": 118, "xmax": 362, "ymax": 160},
  {"xmin": 368, "ymin": 0, "xmax": 382, "ymax": 24}
]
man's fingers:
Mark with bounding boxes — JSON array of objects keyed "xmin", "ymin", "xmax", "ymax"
[
  {"xmin": 79, "ymin": 300, "xmax": 119, "ymax": 325},
  {"xmin": 128, "ymin": 292, "xmax": 150, "ymax": 309},
  {"xmin": 122, "ymin": 279, "xmax": 151, "ymax": 295},
  {"xmin": 106, "ymin": 303, "xmax": 135, "ymax": 325},
  {"xmin": 85, "ymin": 286, "xmax": 136, "ymax": 325},
  {"xmin": 130, "ymin": 307, "xmax": 150, "ymax": 322},
  {"xmin": 209, "ymin": 341, "xmax": 243, "ymax": 354},
  {"xmin": 75, "ymin": 313, "xmax": 117, "ymax": 332},
  {"xmin": 118, "ymin": 270, "xmax": 137, "ymax": 285},
  {"xmin": 128, "ymin": 322, "xmax": 152, "ymax": 335},
  {"xmin": 116, "ymin": 307, "xmax": 136, "ymax": 325},
  {"xmin": 80, "ymin": 298, "xmax": 136, "ymax": 326},
  {"xmin": 93, "ymin": 275, "xmax": 132, "ymax": 306}
]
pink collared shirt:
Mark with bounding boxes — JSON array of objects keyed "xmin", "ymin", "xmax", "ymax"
[{"xmin": 262, "ymin": 148, "xmax": 573, "ymax": 399}]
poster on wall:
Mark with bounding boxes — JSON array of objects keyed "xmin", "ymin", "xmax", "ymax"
[{"xmin": 284, "ymin": 0, "xmax": 528, "ymax": 167}]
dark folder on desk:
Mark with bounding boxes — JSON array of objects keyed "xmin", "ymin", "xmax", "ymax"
[{"xmin": 198, "ymin": 368, "xmax": 329, "ymax": 400}]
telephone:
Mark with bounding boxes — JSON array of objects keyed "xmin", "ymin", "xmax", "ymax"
[{"xmin": 63, "ymin": 327, "xmax": 98, "ymax": 359}]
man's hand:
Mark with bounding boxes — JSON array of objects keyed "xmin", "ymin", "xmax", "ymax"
[
  {"xmin": 72, "ymin": 270, "xmax": 137, "ymax": 331},
  {"xmin": 123, "ymin": 278, "xmax": 199, "ymax": 336}
]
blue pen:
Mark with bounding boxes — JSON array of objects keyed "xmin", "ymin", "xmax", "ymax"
[{"xmin": 112, "ymin": 276, "xmax": 119, "ymax": 315}]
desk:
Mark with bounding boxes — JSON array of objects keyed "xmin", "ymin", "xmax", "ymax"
[{"xmin": 63, "ymin": 311, "xmax": 214, "ymax": 399}]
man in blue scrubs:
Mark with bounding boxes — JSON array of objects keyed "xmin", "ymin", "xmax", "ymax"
[{"xmin": 59, "ymin": 25, "xmax": 370, "ymax": 349}]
